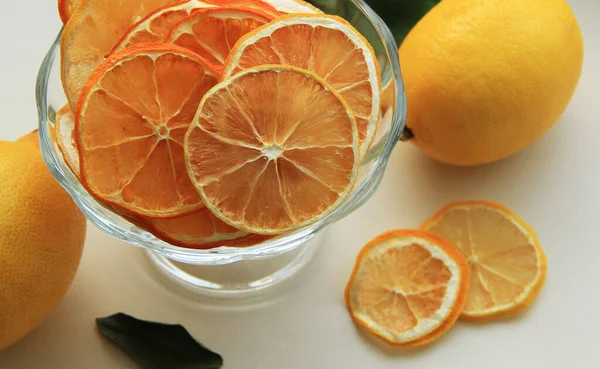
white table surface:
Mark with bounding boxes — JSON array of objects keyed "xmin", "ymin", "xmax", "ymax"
[{"xmin": 1, "ymin": 1, "xmax": 599, "ymax": 368}]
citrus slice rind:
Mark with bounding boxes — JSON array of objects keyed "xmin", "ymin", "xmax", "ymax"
[
  {"xmin": 58, "ymin": 0, "xmax": 80, "ymax": 24},
  {"xmin": 141, "ymin": 208, "xmax": 271, "ymax": 249},
  {"xmin": 75, "ymin": 43, "xmax": 219, "ymax": 218},
  {"xmin": 185, "ymin": 64, "xmax": 360, "ymax": 235},
  {"xmin": 165, "ymin": 6, "xmax": 274, "ymax": 69},
  {"xmin": 421, "ymin": 201, "xmax": 547, "ymax": 322},
  {"xmin": 345, "ymin": 230, "xmax": 470, "ymax": 347},
  {"xmin": 222, "ymin": 14, "xmax": 381, "ymax": 159},
  {"xmin": 111, "ymin": 0, "xmax": 216, "ymax": 54},
  {"xmin": 202, "ymin": 0, "xmax": 281, "ymax": 16},
  {"xmin": 260, "ymin": 0, "xmax": 322, "ymax": 13},
  {"xmin": 54, "ymin": 105, "xmax": 80, "ymax": 178}
]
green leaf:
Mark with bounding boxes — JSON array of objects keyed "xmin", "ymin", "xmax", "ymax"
[
  {"xmin": 308, "ymin": 0, "xmax": 441, "ymax": 46},
  {"xmin": 96, "ymin": 313, "xmax": 223, "ymax": 369}
]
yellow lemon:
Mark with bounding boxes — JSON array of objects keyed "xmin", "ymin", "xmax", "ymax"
[
  {"xmin": 400, "ymin": 0, "xmax": 583, "ymax": 165},
  {"xmin": 0, "ymin": 135, "xmax": 86, "ymax": 349}
]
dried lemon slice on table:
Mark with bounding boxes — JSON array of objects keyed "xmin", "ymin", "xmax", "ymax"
[
  {"xmin": 345, "ymin": 230, "xmax": 470, "ymax": 347},
  {"xmin": 185, "ymin": 65, "xmax": 360, "ymax": 235},
  {"xmin": 422, "ymin": 201, "xmax": 547, "ymax": 321},
  {"xmin": 222, "ymin": 14, "xmax": 381, "ymax": 159}
]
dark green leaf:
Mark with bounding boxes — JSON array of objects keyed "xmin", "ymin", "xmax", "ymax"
[
  {"xmin": 308, "ymin": 0, "xmax": 441, "ymax": 45},
  {"xmin": 96, "ymin": 313, "xmax": 223, "ymax": 369}
]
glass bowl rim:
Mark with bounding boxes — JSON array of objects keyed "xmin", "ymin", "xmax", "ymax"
[{"xmin": 35, "ymin": 0, "xmax": 407, "ymax": 265}]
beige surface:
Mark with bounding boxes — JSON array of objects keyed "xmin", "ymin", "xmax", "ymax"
[{"xmin": 1, "ymin": 0, "xmax": 600, "ymax": 368}]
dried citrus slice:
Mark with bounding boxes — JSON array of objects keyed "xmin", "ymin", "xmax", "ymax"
[
  {"xmin": 185, "ymin": 65, "xmax": 359, "ymax": 235},
  {"xmin": 222, "ymin": 14, "xmax": 381, "ymax": 158},
  {"xmin": 61, "ymin": 0, "xmax": 180, "ymax": 108},
  {"xmin": 54, "ymin": 105, "xmax": 80, "ymax": 177},
  {"xmin": 111, "ymin": 0, "xmax": 215, "ymax": 53},
  {"xmin": 260, "ymin": 0, "xmax": 322, "ymax": 13},
  {"xmin": 51, "ymin": 108, "xmax": 260, "ymax": 249},
  {"xmin": 58, "ymin": 0, "xmax": 80, "ymax": 24},
  {"xmin": 141, "ymin": 208, "xmax": 270, "ymax": 248},
  {"xmin": 76, "ymin": 44, "xmax": 219, "ymax": 218},
  {"xmin": 165, "ymin": 7, "xmax": 274, "ymax": 68},
  {"xmin": 345, "ymin": 230, "xmax": 470, "ymax": 347},
  {"xmin": 421, "ymin": 201, "xmax": 547, "ymax": 322}
]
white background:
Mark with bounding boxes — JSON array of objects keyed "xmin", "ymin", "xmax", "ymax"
[{"xmin": 0, "ymin": 0, "xmax": 599, "ymax": 368}]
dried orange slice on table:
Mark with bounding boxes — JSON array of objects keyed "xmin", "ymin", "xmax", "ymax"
[
  {"xmin": 422, "ymin": 201, "xmax": 547, "ymax": 322},
  {"xmin": 345, "ymin": 230, "xmax": 470, "ymax": 347},
  {"xmin": 165, "ymin": 6, "xmax": 275, "ymax": 69},
  {"xmin": 222, "ymin": 14, "xmax": 381, "ymax": 158},
  {"xmin": 61, "ymin": 0, "xmax": 181, "ymax": 108},
  {"xmin": 75, "ymin": 44, "xmax": 219, "ymax": 218},
  {"xmin": 185, "ymin": 65, "xmax": 360, "ymax": 235}
]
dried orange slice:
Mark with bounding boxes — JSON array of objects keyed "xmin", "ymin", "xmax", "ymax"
[
  {"xmin": 75, "ymin": 44, "xmax": 219, "ymax": 218},
  {"xmin": 185, "ymin": 65, "xmax": 359, "ymax": 235},
  {"xmin": 52, "ymin": 106, "xmax": 261, "ymax": 249},
  {"xmin": 260, "ymin": 0, "xmax": 322, "ymax": 13},
  {"xmin": 61, "ymin": 0, "xmax": 179, "ymax": 108},
  {"xmin": 421, "ymin": 201, "xmax": 547, "ymax": 322},
  {"xmin": 141, "ymin": 208, "xmax": 270, "ymax": 248},
  {"xmin": 111, "ymin": 0, "xmax": 215, "ymax": 53},
  {"xmin": 58, "ymin": 0, "xmax": 80, "ymax": 24},
  {"xmin": 165, "ymin": 7, "xmax": 274, "ymax": 69},
  {"xmin": 54, "ymin": 105, "xmax": 80, "ymax": 177},
  {"xmin": 222, "ymin": 14, "xmax": 381, "ymax": 158},
  {"xmin": 345, "ymin": 230, "xmax": 470, "ymax": 347}
]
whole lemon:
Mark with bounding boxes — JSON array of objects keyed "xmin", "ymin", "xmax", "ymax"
[
  {"xmin": 0, "ymin": 136, "xmax": 86, "ymax": 350},
  {"xmin": 400, "ymin": 0, "xmax": 583, "ymax": 165}
]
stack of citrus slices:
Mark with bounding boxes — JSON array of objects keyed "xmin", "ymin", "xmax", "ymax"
[
  {"xmin": 345, "ymin": 201, "xmax": 547, "ymax": 347},
  {"xmin": 55, "ymin": 0, "xmax": 382, "ymax": 249}
]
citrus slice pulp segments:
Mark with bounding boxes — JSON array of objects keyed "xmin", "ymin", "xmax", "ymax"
[
  {"xmin": 75, "ymin": 44, "xmax": 219, "ymax": 218},
  {"xmin": 421, "ymin": 201, "xmax": 547, "ymax": 321},
  {"xmin": 345, "ymin": 230, "xmax": 470, "ymax": 347},
  {"xmin": 54, "ymin": 105, "xmax": 80, "ymax": 178},
  {"xmin": 61, "ymin": 0, "xmax": 181, "ymax": 109},
  {"xmin": 202, "ymin": 0, "xmax": 281, "ymax": 16},
  {"xmin": 142, "ymin": 208, "xmax": 270, "ymax": 248},
  {"xmin": 165, "ymin": 6, "xmax": 275, "ymax": 69},
  {"xmin": 111, "ymin": 0, "xmax": 216, "ymax": 53},
  {"xmin": 222, "ymin": 14, "xmax": 381, "ymax": 158},
  {"xmin": 260, "ymin": 0, "xmax": 322, "ymax": 13},
  {"xmin": 185, "ymin": 65, "xmax": 360, "ymax": 235}
]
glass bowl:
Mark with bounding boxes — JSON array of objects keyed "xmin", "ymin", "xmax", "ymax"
[{"xmin": 35, "ymin": 0, "xmax": 407, "ymax": 298}]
